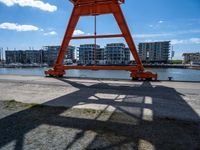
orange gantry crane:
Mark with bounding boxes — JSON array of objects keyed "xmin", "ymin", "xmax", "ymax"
[{"xmin": 45, "ymin": 0, "xmax": 157, "ymax": 80}]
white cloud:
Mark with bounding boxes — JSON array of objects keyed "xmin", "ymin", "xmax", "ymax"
[
  {"xmin": 73, "ymin": 29, "xmax": 85, "ymax": 36},
  {"xmin": 171, "ymin": 39, "xmax": 185, "ymax": 45},
  {"xmin": 148, "ymin": 21, "xmax": 164, "ymax": 28},
  {"xmin": 176, "ymin": 29, "xmax": 200, "ymax": 34},
  {"xmin": 133, "ymin": 29, "xmax": 200, "ymax": 39},
  {"xmin": 0, "ymin": 22, "xmax": 39, "ymax": 31},
  {"xmin": 44, "ymin": 31, "xmax": 57, "ymax": 36},
  {"xmin": 0, "ymin": 0, "xmax": 57, "ymax": 12},
  {"xmin": 140, "ymin": 38, "xmax": 200, "ymax": 45},
  {"xmin": 134, "ymin": 33, "xmax": 173, "ymax": 38},
  {"xmin": 189, "ymin": 38, "xmax": 200, "ymax": 44},
  {"xmin": 171, "ymin": 38, "xmax": 200, "ymax": 45}
]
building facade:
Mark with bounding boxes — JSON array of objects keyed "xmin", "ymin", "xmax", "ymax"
[
  {"xmin": 183, "ymin": 52, "xmax": 200, "ymax": 64},
  {"xmin": 43, "ymin": 46, "xmax": 60, "ymax": 66},
  {"xmin": 78, "ymin": 43, "xmax": 130, "ymax": 65},
  {"xmin": 96, "ymin": 48, "xmax": 105, "ymax": 65},
  {"xmin": 78, "ymin": 44, "xmax": 104, "ymax": 65},
  {"xmin": 5, "ymin": 50, "xmax": 44, "ymax": 64},
  {"xmin": 5, "ymin": 45, "xmax": 75, "ymax": 66},
  {"xmin": 105, "ymin": 43, "xmax": 130, "ymax": 65},
  {"xmin": 124, "ymin": 48, "xmax": 130, "ymax": 64},
  {"xmin": 138, "ymin": 41, "xmax": 170, "ymax": 63},
  {"xmin": 43, "ymin": 45, "xmax": 76, "ymax": 66},
  {"xmin": 5, "ymin": 44, "xmax": 131, "ymax": 66},
  {"xmin": 65, "ymin": 45, "xmax": 75, "ymax": 61}
]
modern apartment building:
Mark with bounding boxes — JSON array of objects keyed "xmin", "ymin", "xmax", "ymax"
[
  {"xmin": 43, "ymin": 46, "xmax": 60, "ymax": 66},
  {"xmin": 183, "ymin": 52, "xmax": 200, "ymax": 64},
  {"xmin": 25, "ymin": 50, "xmax": 42, "ymax": 64},
  {"xmin": 5, "ymin": 50, "xmax": 44, "ymax": 64},
  {"xmin": 43, "ymin": 45, "xmax": 76, "ymax": 66},
  {"xmin": 124, "ymin": 48, "xmax": 130, "ymax": 64},
  {"xmin": 105, "ymin": 43, "xmax": 130, "ymax": 65},
  {"xmin": 138, "ymin": 41, "xmax": 170, "ymax": 63},
  {"xmin": 78, "ymin": 43, "xmax": 130, "ymax": 65},
  {"xmin": 5, "ymin": 44, "xmax": 130, "ymax": 66},
  {"xmin": 78, "ymin": 44, "xmax": 104, "ymax": 65},
  {"xmin": 96, "ymin": 48, "xmax": 105, "ymax": 65},
  {"xmin": 66, "ymin": 45, "xmax": 75, "ymax": 61},
  {"xmin": 5, "ymin": 45, "xmax": 75, "ymax": 66}
]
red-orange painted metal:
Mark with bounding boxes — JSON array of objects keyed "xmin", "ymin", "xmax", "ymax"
[
  {"xmin": 72, "ymin": 34, "xmax": 123, "ymax": 39},
  {"xmin": 63, "ymin": 65, "xmax": 139, "ymax": 71},
  {"xmin": 45, "ymin": 0, "xmax": 157, "ymax": 80}
]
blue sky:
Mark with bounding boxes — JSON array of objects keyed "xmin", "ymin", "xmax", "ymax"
[{"xmin": 0, "ymin": 0, "xmax": 200, "ymax": 59}]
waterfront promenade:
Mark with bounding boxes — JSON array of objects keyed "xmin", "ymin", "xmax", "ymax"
[
  {"xmin": 0, "ymin": 75, "xmax": 199, "ymax": 121},
  {"xmin": 0, "ymin": 75, "xmax": 199, "ymax": 149}
]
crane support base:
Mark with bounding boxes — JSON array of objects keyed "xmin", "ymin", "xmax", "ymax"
[
  {"xmin": 131, "ymin": 71, "xmax": 157, "ymax": 81},
  {"xmin": 45, "ymin": 66, "xmax": 157, "ymax": 81}
]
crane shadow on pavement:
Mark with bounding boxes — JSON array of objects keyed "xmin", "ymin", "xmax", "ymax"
[{"xmin": 0, "ymin": 78, "xmax": 199, "ymax": 150}]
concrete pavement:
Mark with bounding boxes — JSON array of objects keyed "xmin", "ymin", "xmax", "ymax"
[{"xmin": 0, "ymin": 74, "xmax": 199, "ymax": 122}]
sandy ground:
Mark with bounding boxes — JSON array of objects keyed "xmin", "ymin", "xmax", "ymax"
[{"xmin": 0, "ymin": 75, "xmax": 200, "ymax": 150}]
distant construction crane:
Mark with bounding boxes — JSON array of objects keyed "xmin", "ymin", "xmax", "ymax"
[{"xmin": 45, "ymin": 0, "xmax": 157, "ymax": 80}]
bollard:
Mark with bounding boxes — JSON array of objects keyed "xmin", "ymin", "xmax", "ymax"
[{"xmin": 168, "ymin": 77, "xmax": 173, "ymax": 81}]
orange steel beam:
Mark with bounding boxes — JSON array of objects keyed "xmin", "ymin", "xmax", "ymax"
[
  {"xmin": 63, "ymin": 65, "xmax": 139, "ymax": 71},
  {"xmin": 110, "ymin": 3, "xmax": 144, "ymax": 71},
  {"xmin": 45, "ymin": 0, "xmax": 157, "ymax": 80},
  {"xmin": 55, "ymin": 7, "xmax": 80, "ymax": 65},
  {"xmin": 70, "ymin": 0, "xmax": 124, "ymax": 6},
  {"xmin": 71, "ymin": 34, "xmax": 123, "ymax": 39},
  {"xmin": 75, "ymin": 3, "xmax": 118, "ymax": 16}
]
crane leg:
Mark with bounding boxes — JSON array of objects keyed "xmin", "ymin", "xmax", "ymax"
[
  {"xmin": 111, "ymin": 3, "xmax": 157, "ymax": 80},
  {"xmin": 45, "ymin": 7, "xmax": 80, "ymax": 77}
]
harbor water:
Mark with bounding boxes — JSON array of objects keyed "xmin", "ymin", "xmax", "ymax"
[{"xmin": 0, "ymin": 67, "xmax": 199, "ymax": 81}]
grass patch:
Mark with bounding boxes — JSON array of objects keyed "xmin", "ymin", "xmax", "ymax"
[
  {"xmin": 3, "ymin": 100, "xmax": 36, "ymax": 109},
  {"xmin": 83, "ymin": 108, "xmax": 100, "ymax": 114},
  {"xmin": 2, "ymin": 100, "xmax": 112, "ymax": 115}
]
